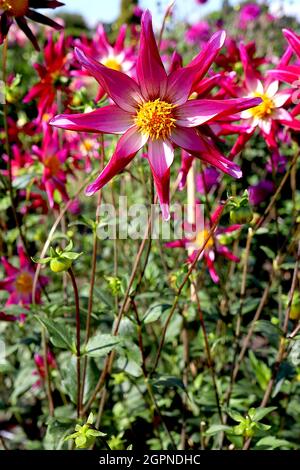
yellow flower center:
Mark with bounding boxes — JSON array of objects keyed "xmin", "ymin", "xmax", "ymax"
[
  {"xmin": 194, "ymin": 229, "xmax": 214, "ymax": 249},
  {"xmin": 251, "ymin": 93, "xmax": 275, "ymax": 119},
  {"xmin": 102, "ymin": 57, "xmax": 122, "ymax": 72},
  {"xmin": 81, "ymin": 139, "xmax": 94, "ymax": 152},
  {"xmin": 135, "ymin": 99, "xmax": 176, "ymax": 140},
  {"xmin": 44, "ymin": 155, "xmax": 60, "ymax": 176},
  {"xmin": 15, "ymin": 271, "xmax": 33, "ymax": 294},
  {"xmin": 0, "ymin": 0, "xmax": 28, "ymax": 17}
]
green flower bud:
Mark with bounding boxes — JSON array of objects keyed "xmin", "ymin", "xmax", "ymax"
[
  {"xmin": 230, "ymin": 206, "xmax": 253, "ymax": 224},
  {"xmin": 65, "ymin": 413, "xmax": 106, "ymax": 449},
  {"xmin": 50, "ymin": 257, "xmax": 73, "ymax": 273}
]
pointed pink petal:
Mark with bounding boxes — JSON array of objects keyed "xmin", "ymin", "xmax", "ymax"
[
  {"xmin": 278, "ymin": 45, "xmax": 293, "ymax": 67},
  {"xmin": 283, "ymin": 29, "xmax": 300, "ymax": 59},
  {"xmin": 165, "ymin": 240, "xmax": 186, "ymax": 248},
  {"xmin": 194, "ymin": 74, "xmax": 222, "ymax": 96},
  {"xmin": 137, "ymin": 10, "xmax": 168, "ymax": 100},
  {"xmin": 147, "ymin": 139, "xmax": 174, "ymax": 220},
  {"xmin": 75, "ymin": 47, "xmax": 143, "ymax": 113},
  {"xmin": 259, "ymin": 119, "xmax": 272, "ymax": 134},
  {"xmin": 268, "ymin": 67, "xmax": 299, "ymax": 84},
  {"xmin": 95, "ymin": 24, "xmax": 110, "ymax": 55},
  {"xmin": 165, "ymin": 31, "xmax": 226, "ymax": 104},
  {"xmin": 1, "ymin": 257, "xmax": 18, "ymax": 276},
  {"xmin": 217, "ymin": 245, "xmax": 240, "ymax": 262},
  {"xmin": 273, "ymin": 108, "xmax": 292, "ymax": 121},
  {"xmin": 265, "ymin": 80, "xmax": 279, "ymax": 98},
  {"xmin": 175, "ymin": 97, "xmax": 262, "ymax": 127},
  {"xmin": 239, "ymin": 42, "xmax": 260, "ymax": 89},
  {"xmin": 165, "ymin": 67, "xmax": 197, "ymax": 106},
  {"xmin": 187, "ymin": 30, "xmax": 226, "ymax": 85},
  {"xmin": 50, "ymin": 105, "xmax": 133, "ymax": 134},
  {"xmin": 179, "ymin": 150, "xmax": 194, "ymax": 190},
  {"xmin": 17, "ymin": 246, "xmax": 30, "ymax": 270},
  {"xmin": 85, "ymin": 126, "xmax": 147, "ymax": 195},
  {"xmin": 210, "ymin": 205, "xmax": 225, "ymax": 225},
  {"xmin": 115, "ymin": 24, "xmax": 127, "ymax": 53},
  {"xmin": 273, "ymin": 89, "xmax": 292, "ymax": 107},
  {"xmin": 280, "ymin": 117, "xmax": 300, "ymax": 130},
  {"xmin": 204, "ymin": 251, "xmax": 219, "ymax": 283},
  {"xmin": 170, "ymin": 127, "xmax": 242, "ymax": 178}
]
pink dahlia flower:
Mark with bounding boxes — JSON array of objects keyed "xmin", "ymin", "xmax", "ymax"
[
  {"xmin": 185, "ymin": 21, "xmax": 210, "ymax": 45},
  {"xmin": 0, "ymin": 0, "xmax": 64, "ymax": 50},
  {"xmin": 50, "ymin": 10, "xmax": 260, "ymax": 220},
  {"xmin": 32, "ymin": 128, "xmax": 70, "ymax": 208},
  {"xmin": 0, "ymin": 246, "xmax": 48, "ymax": 306},
  {"xmin": 33, "ymin": 351, "xmax": 56, "ymax": 388},
  {"xmin": 166, "ymin": 205, "xmax": 240, "ymax": 283},
  {"xmin": 239, "ymin": 3, "xmax": 261, "ymax": 29}
]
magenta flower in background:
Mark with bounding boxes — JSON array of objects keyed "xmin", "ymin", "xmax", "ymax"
[
  {"xmin": 239, "ymin": 3, "xmax": 261, "ymax": 29},
  {"xmin": 185, "ymin": 21, "xmax": 210, "ymax": 45},
  {"xmin": 32, "ymin": 128, "xmax": 70, "ymax": 208},
  {"xmin": 166, "ymin": 205, "xmax": 240, "ymax": 283},
  {"xmin": 33, "ymin": 351, "xmax": 57, "ymax": 388},
  {"xmin": 249, "ymin": 180, "xmax": 275, "ymax": 206},
  {"xmin": 196, "ymin": 167, "xmax": 220, "ymax": 194},
  {"xmin": 74, "ymin": 23, "xmax": 135, "ymax": 80},
  {"xmin": 24, "ymin": 32, "xmax": 70, "ymax": 121},
  {"xmin": 0, "ymin": 0, "xmax": 64, "ymax": 50},
  {"xmin": 227, "ymin": 43, "xmax": 300, "ymax": 158},
  {"xmin": 266, "ymin": 151, "xmax": 287, "ymax": 174},
  {"xmin": 133, "ymin": 6, "xmax": 144, "ymax": 20},
  {"xmin": 0, "ymin": 246, "xmax": 48, "ymax": 306},
  {"xmin": 51, "ymin": 10, "xmax": 261, "ymax": 220}
]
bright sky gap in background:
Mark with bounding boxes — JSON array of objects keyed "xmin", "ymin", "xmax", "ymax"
[{"xmin": 54, "ymin": 0, "xmax": 300, "ymax": 27}]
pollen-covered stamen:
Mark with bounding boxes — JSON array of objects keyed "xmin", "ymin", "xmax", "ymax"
[
  {"xmin": 251, "ymin": 92, "xmax": 275, "ymax": 119},
  {"xmin": 135, "ymin": 99, "xmax": 176, "ymax": 140},
  {"xmin": 0, "ymin": 0, "xmax": 29, "ymax": 17},
  {"xmin": 102, "ymin": 57, "xmax": 122, "ymax": 72},
  {"xmin": 194, "ymin": 229, "xmax": 214, "ymax": 249},
  {"xmin": 15, "ymin": 271, "xmax": 33, "ymax": 294},
  {"xmin": 44, "ymin": 155, "xmax": 60, "ymax": 176}
]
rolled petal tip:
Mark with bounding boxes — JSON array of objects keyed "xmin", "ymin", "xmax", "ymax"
[{"xmin": 161, "ymin": 203, "xmax": 170, "ymax": 221}]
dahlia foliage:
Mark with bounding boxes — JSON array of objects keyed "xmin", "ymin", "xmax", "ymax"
[{"xmin": 0, "ymin": 0, "xmax": 300, "ymax": 452}]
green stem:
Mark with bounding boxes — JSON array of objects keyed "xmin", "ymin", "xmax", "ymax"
[
  {"xmin": 151, "ymin": 202, "xmax": 228, "ymax": 374},
  {"xmin": 68, "ymin": 268, "xmax": 81, "ymax": 418},
  {"xmin": 80, "ymin": 136, "xmax": 105, "ymax": 407}
]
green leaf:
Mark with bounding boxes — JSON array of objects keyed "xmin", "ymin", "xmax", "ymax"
[
  {"xmin": 62, "ymin": 251, "xmax": 83, "ymax": 260},
  {"xmin": 205, "ymin": 424, "xmax": 231, "ymax": 436},
  {"xmin": 44, "ymin": 418, "xmax": 74, "ymax": 450},
  {"xmin": 85, "ymin": 334, "xmax": 120, "ymax": 357},
  {"xmin": 249, "ymin": 350, "xmax": 272, "ymax": 390},
  {"xmin": 87, "ymin": 429, "xmax": 106, "ymax": 437},
  {"xmin": 12, "ymin": 174, "xmax": 34, "ymax": 189},
  {"xmin": 152, "ymin": 375, "xmax": 186, "ymax": 393},
  {"xmin": 255, "ymin": 423, "xmax": 271, "ymax": 431},
  {"xmin": 254, "ymin": 320, "xmax": 283, "ymax": 340},
  {"xmin": 255, "ymin": 436, "xmax": 294, "ymax": 449},
  {"xmin": 227, "ymin": 409, "xmax": 245, "ymax": 423},
  {"xmin": 31, "ymin": 256, "xmax": 51, "ymax": 264},
  {"xmin": 11, "ymin": 365, "xmax": 37, "ymax": 402},
  {"xmin": 143, "ymin": 302, "xmax": 171, "ymax": 324},
  {"xmin": 87, "ymin": 413, "xmax": 94, "ymax": 425},
  {"xmin": 36, "ymin": 316, "xmax": 74, "ymax": 351},
  {"xmin": 260, "ymin": 246, "xmax": 276, "ymax": 260},
  {"xmin": 65, "ymin": 239, "xmax": 74, "ymax": 252},
  {"xmin": 248, "ymin": 406, "xmax": 277, "ymax": 422},
  {"xmin": 0, "ymin": 196, "xmax": 11, "ymax": 211},
  {"xmin": 61, "ymin": 357, "xmax": 77, "ymax": 404}
]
